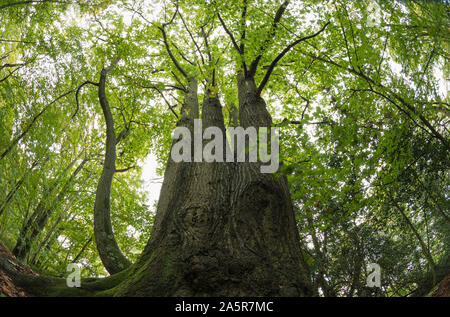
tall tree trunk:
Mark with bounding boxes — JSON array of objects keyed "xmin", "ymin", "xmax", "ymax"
[
  {"xmin": 0, "ymin": 76, "xmax": 313, "ymax": 297},
  {"xmin": 13, "ymin": 158, "xmax": 87, "ymax": 261},
  {"xmin": 93, "ymin": 58, "xmax": 132, "ymax": 275},
  {"xmin": 106, "ymin": 76, "xmax": 312, "ymax": 296},
  {"xmin": 29, "ymin": 172, "xmax": 92, "ymax": 266},
  {"xmin": 0, "ymin": 158, "xmax": 39, "ymax": 217}
]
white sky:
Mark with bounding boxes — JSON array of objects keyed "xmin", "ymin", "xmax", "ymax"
[{"xmin": 140, "ymin": 153, "xmax": 163, "ymax": 207}]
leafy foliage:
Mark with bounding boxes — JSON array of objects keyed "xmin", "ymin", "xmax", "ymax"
[{"xmin": 0, "ymin": 0, "xmax": 448, "ymax": 295}]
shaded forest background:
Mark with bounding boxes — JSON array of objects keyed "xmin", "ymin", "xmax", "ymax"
[{"xmin": 0, "ymin": 0, "xmax": 449, "ymax": 296}]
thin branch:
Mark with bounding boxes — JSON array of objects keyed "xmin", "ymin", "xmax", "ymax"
[
  {"xmin": 239, "ymin": 0, "xmax": 248, "ymax": 55},
  {"xmin": 0, "ymin": 39, "xmax": 36, "ymax": 44},
  {"xmin": 158, "ymin": 5, "xmax": 188, "ymax": 79},
  {"xmin": 159, "ymin": 26, "xmax": 188, "ymax": 79},
  {"xmin": 72, "ymin": 80, "xmax": 99, "ymax": 119},
  {"xmin": 72, "ymin": 237, "xmax": 93, "ymax": 264},
  {"xmin": 217, "ymin": 12, "xmax": 241, "ymax": 54},
  {"xmin": 0, "ymin": 62, "xmax": 27, "ymax": 71},
  {"xmin": 248, "ymin": 0, "xmax": 290, "ymax": 77},
  {"xmin": 179, "ymin": 9, "xmax": 205, "ymax": 65},
  {"xmin": 170, "ymin": 41, "xmax": 195, "ymax": 66},
  {"xmin": 0, "ymin": 63, "xmax": 27, "ymax": 82},
  {"xmin": 274, "ymin": 118, "xmax": 330, "ymax": 126},
  {"xmin": 141, "ymin": 84, "xmax": 179, "ymax": 119},
  {"xmin": 171, "ymin": 71, "xmax": 187, "ymax": 91},
  {"xmin": 217, "ymin": 12, "xmax": 247, "ymax": 75},
  {"xmin": 201, "ymin": 27, "xmax": 212, "ymax": 63},
  {"xmin": 257, "ymin": 21, "xmax": 330, "ymax": 94},
  {"xmin": 115, "ymin": 166, "xmax": 135, "ymax": 173}
]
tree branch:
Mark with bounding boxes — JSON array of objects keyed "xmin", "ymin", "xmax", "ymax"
[
  {"xmin": 72, "ymin": 80, "xmax": 99, "ymax": 119},
  {"xmin": 115, "ymin": 166, "xmax": 135, "ymax": 173},
  {"xmin": 248, "ymin": 0, "xmax": 290, "ymax": 77},
  {"xmin": 179, "ymin": 9, "xmax": 205, "ymax": 66},
  {"xmin": 158, "ymin": 6, "xmax": 188, "ymax": 79},
  {"xmin": 239, "ymin": 0, "xmax": 248, "ymax": 56},
  {"xmin": 0, "ymin": 0, "xmax": 67, "ymax": 10},
  {"xmin": 257, "ymin": 21, "xmax": 330, "ymax": 94},
  {"xmin": 217, "ymin": 12, "xmax": 248, "ymax": 75}
]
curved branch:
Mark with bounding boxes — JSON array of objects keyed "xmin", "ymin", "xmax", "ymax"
[
  {"xmin": 217, "ymin": 12, "xmax": 248, "ymax": 75},
  {"xmin": 248, "ymin": 0, "xmax": 290, "ymax": 77},
  {"xmin": 93, "ymin": 58, "xmax": 132, "ymax": 275},
  {"xmin": 159, "ymin": 26, "xmax": 188, "ymax": 79},
  {"xmin": 158, "ymin": 6, "xmax": 188, "ymax": 79},
  {"xmin": 72, "ymin": 80, "xmax": 99, "ymax": 119},
  {"xmin": 257, "ymin": 21, "xmax": 330, "ymax": 94}
]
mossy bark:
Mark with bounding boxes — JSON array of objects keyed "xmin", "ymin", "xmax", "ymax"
[
  {"xmin": 104, "ymin": 76, "xmax": 312, "ymax": 296},
  {"xmin": 1, "ymin": 76, "xmax": 312, "ymax": 297}
]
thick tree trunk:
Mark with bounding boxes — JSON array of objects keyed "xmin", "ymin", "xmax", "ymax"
[
  {"xmin": 0, "ymin": 76, "xmax": 312, "ymax": 297},
  {"xmin": 105, "ymin": 76, "xmax": 312, "ymax": 296}
]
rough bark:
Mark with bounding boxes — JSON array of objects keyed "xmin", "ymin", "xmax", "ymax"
[
  {"xmin": 101, "ymin": 76, "xmax": 312, "ymax": 296},
  {"xmin": 0, "ymin": 76, "xmax": 312, "ymax": 297}
]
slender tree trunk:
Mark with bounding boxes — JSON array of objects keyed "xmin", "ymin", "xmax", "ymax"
[
  {"xmin": 392, "ymin": 199, "xmax": 437, "ymax": 285},
  {"xmin": 12, "ymin": 158, "xmax": 73, "ymax": 259},
  {"xmin": 0, "ymin": 158, "xmax": 38, "ymax": 217},
  {"xmin": 13, "ymin": 158, "xmax": 87, "ymax": 261},
  {"xmin": 72, "ymin": 237, "xmax": 93, "ymax": 264},
  {"xmin": 93, "ymin": 59, "xmax": 132, "ymax": 275},
  {"xmin": 28, "ymin": 172, "xmax": 90, "ymax": 266}
]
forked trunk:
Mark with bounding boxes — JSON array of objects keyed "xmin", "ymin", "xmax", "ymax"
[
  {"xmin": 0, "ymin": 77, "xmax": 312, "ymax": 297},
  {"xmin": 110, "ymin": 76, "xmax": 312, "ymax": 296}
]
